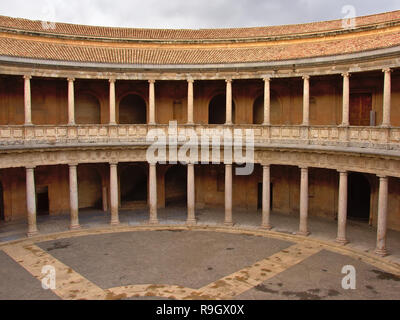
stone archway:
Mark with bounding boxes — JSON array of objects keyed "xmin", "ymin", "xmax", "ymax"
[
  {"xmin": 75, "ymin": 92, "xmax": 101, "ymax": 124},
  {"xmin": 209, "ymin": 94, "xmax": 236, "ymax": 124},
  {"xmin": 165, "ymin": 165, "xmax": 187, "ymax": 207},
  {"xmin": 120, "ymin": 165, "xmax": 148, "ymax": 208},
  {"xmin": 348, "ymin": 172, "xmax": 371, "ymax": 221},
  {"xmin": 118, "ymin": 94, "xmax": 147, "ymax": 124}
]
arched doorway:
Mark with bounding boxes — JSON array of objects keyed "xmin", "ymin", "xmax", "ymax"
[
  {"xmin": 209, "ymin": 94, "xmax": 236, "ymax": 124},
  {"xmin": 347, "ymin": 172, "xmax": 371, "ymax": 221},
  {"xmin": 75, "ymin": 92, "xmax": 101, "ymax": 124},
  {"xmin": 0, "ymin": 182, "xmax": 4, "ymax": 221},
  {"xmin": 165, "ymin": 165, "xmax": 187, "ymax": 207},
  {"xmin": 120, "ymin": 165, "xmax": 147, "ymax": 208},
  {"xmin": 78, "ymin": 166, "xmax": 102, "ymax": 209},
  {"xmin": 119, "ymin": 94, "xmax": 147, "ymax": 124}
]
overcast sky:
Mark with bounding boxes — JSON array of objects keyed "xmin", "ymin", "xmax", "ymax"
[{"xmin": 0, "ymin": 0, "xmax": 398, "ymax": 29}]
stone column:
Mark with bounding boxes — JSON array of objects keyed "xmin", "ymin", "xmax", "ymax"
[
  {"xmin": 302, "ymin": 76, "xmax": 310, "ymax": 126},
  {"xmin": 262, "ymin": 165, "xmax": 272, "ymax": 229},
  {"xmin": 298, "ymin": 167, "xmax": 310, "ymax": 236},
  {"xmin": 341, "ymin": 73, "xmax": 350, "ymax": 126},
  {"xmin": 109, "ymin": 162, "xmax": 119, "ymax": 225},
  {"xmin": 26, "ymin": 166, "xmax": 38, "ymax": 237},
  {"xmin": 187, "ymin": 164, "xmax": 196, "ymax": 225},
  {"xmin": 263, "ymin": 77, "xmax": 271, "ymax": 125},
  {"xmin": 382, "ymin": 68, "xmax": 392, "ymax": 127},
  {"xmin": 69, "ymin": 164, "xmax": 80, "ymax": 230},
  {"xmin": 67, "ymin": 78, "xmax": 75, "ymax": 125},
  {"xmin": 109, "ymin": 78, "xmax": 116, "ymax": 125},
  {"xmin": 376, "ymin": 176, "xmax": 389, "ymax": 256},
  {"xmin": 149, "ymin": 163, "xmax": 159, "ymax": 224},
  {"xmin": 149, "ymin": 80, "xmax": 156, "ymax": 125},
  {"xmin": 224, "ymin": 164, "xmax": 233, "ymax": 226},
  {"xmin": 24, "ymin": 75, "xmax": 32, "ymax": 125},
  {"xmin": 225, "ymin": 79, "xmax": 233, "ymax": 125},
  {"xmin": 187, "ymin": 79, "xmax": 194, "ymax": 125},
  {"xmin": 336, "ymin": 170, "xmax": 348, "ymax": 244}
]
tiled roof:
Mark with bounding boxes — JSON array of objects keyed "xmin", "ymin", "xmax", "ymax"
[
  {"xmin": 0, "ymin": 11, "xmax": 400, "ymax": 40},
  {"xmin": 0, "ymin": 11, "xmax": 399, "ymax": 65}
]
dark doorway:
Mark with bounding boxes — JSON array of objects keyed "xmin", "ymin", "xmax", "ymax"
[
  {"xmin": 165, "ymin": 165, "xmax": 187, "ymax": 207},
  {"xmin": 120, "ymin": 165, "xmax": 147, "ymax": 207},
  {"xmin": 257, "ymin": 183, "xmax": 273, "ymax": 210},
  {"xmin": 348, "ymin": 173, "xmax": 370, "ymax": 221},
  {"xmin": 209, "ymin": 94, "xmax": 236, "ymax": 124},
  {"xmin": 119, "ymin": 94, "xmax": 147, "ymax": 124},
  {"xmin": 0, "ymin": 183, "xmax": 4, "ymax": 221},
  {"xmin": 349, "ymin": 93, "xmax": 372, "ymax": 126},
  {"xmin": 36, "ymin": 186, "xmax": 49, "ymax": 216}
]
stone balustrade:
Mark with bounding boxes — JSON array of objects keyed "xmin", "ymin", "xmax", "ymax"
[{"xmin": 0, "ymin": 124, "xmax": 399, "ymax": 152}]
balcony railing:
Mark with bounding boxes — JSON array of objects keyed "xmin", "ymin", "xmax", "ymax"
[{"xmin": 0, "ymin": 124, "xmax": 399, "ymax": 151}]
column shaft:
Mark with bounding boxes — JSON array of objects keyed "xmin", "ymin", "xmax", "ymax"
[
  {"xmin": 24, "ymin": 75, "xmax": 32, "ymax": 125},
  {"xmin": 302, "ymin": 76, "xmax": 310, "ymax": 126},
  {"xmin": 109, "ymin": 79, "xmax": 116, "ymax": 125},
  {"xmin": 109, "ymin": 163, "xmax": 119, "ymax": 225},
  {"xmin": 69, "ymin": 164, "xmax": 80, "ymax": 229},
  {"xmin": 26, "ymin": 167, "xmax": 38, "ymax": 236},
  {"xmin": 382, "ymin": 69, "xmax": 392, "ymax": 127},
  {"xmin": 149, "ymin": 163, "xmax": 158, "ymax": 224},
  {"xmin": 342, "ymin": 73, "xmax": 350, "ymax": 126},
  {"xmin": 262, "ymin": 165, "xmax": 272, "ymax": 229},
  {"xmin": 68, "ymin": 78, "xmax": 75, "ymax": 125},
  {"xmin": 225, "ymin": 79, "xmax": 232, "ymax": 125},
  {"xmin": 263, "ymin": 78, "xmax": 271, "ymax": 125},
  {"xmin": 376, "ymin": 176, "xmax": 389, "ymax": 256},
  {"xmin": 336, "ymin": 171, "xmax": 348, "ymax": 244},
  {"xmin": 298, "ymin": 167, "xmax": 310, "ymax": 236},
  {"xmin": 149, "ymin": 80, "xmax": 156, "ymax": 125},
  {"xmin": 187, "ymin": 79, "xmax": 194, "ymax": 124},
  {"xmin": 187, "ymin": 164, "xmax": 196, "ymax": 225},
  {"xmin": 224, "ymin": 164, "xmax": 233, "ymax": 226}
]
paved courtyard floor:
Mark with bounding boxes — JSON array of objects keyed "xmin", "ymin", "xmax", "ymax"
[{"xmin": 0, "ymin": 209, "xmax": 399, "ymax": 300}]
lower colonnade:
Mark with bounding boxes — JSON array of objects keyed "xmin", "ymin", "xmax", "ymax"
[{"xmin": 18, "ymin": 160, "xmax": 392, "ymax": 257}]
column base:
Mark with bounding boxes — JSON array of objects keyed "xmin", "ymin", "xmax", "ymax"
[
  {"xmin": 296, "ymin": 231, "xmax": 310, "ymax": 237},
  {"xmin": 224, "ymin": 221, "xmax": 233, "ymax": 227},
  {"xmin": 110, "ymin": 220, "xmax": 120, "ymax": 226},
  {"xmin": 149, "ymin": 218, "xmax": 159, "ymax": 225},
  {"xmin": 186, "ymin": 219, "xmax": 197, "ymax": 226},
  {"xmin": 27, "ymin": 230, "xmax": 39, "ymax": 238},
  {"xmin": 261, "ymin": 224, "xmax": 272, "ymax": 230},
  {"xmin": 335, "ymin": 237, "xmax": 349, "ymax": 245},
  {"xmin": 69, "ymin": 224, "xmax": 81, "ymax": 230},
  {"xmin": 375, "ymin": 248, "xmax": 388, "ymax": 257}
]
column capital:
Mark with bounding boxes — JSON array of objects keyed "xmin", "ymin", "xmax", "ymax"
[
  {"xmin": 225, "ymin": 78, "xmax": 233, "ymax": 83},
  {"xmin": 224, "ymin": 162, "xmax": 233, "ymax": 167},
  {"xmin": 262, "ymin": 164, "xmax": 271, "ymax": 169},
  {"xmin": 69, "ymin": 163, "xmax": 79, "ymax": 168},
  {"xmin": 341, "ymin": 72, "xmax": 351, "ymax": 78},
  {"xmin": 148, "ymin": 79, "xmax": 156, "ymax": 84},
  {"xmin": 67, "ymin": 77, "xmax": 75, "ymax": 82},
  {"xmin": 302, "ymin": 75, "xmax": 310, "ymax": 80},
  {"xmin": 23, "ymin": 74, "xmax": 32, "ymax": 80},
  {"xmin": 299, "ymin": 166, "xmax": 308, "ymax": 171},
  {"xmin": 187, "ymin": 78, "xmax": 194, "ymax": 84},
  {"xmin": 337, "ymin": 170, "xmax": 348, "ymax": 175},
  {"xmin": 263, "ymin": 77, "xmax": 271, "ymax": 82},
  {"xmin": 109, "ymin": 161, "xmax": 118, "ymax": 166},
  {"xmin": 26, "ymin": 165, "xmax": 36, "ymax": 170},
  {"xmin": 382, "ymin": 68, "xmax": 392, "ymax": 73},
  {"xmin": 377, "ymin": 175, "xmax": 388, "ymax": 180},
  {"xmin": 109, "ymin": 78, "xmax": 116, "ymax": 84}
]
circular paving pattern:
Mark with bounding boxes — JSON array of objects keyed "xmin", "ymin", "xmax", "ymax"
[{"xmin": 0, "ymin": 225, "xmax": 399, "ymax": 300}]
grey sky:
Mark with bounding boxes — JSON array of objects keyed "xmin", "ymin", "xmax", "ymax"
[{"xmin": 0, "ymin": 0, "xmax": 398, "ymax": 29}]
